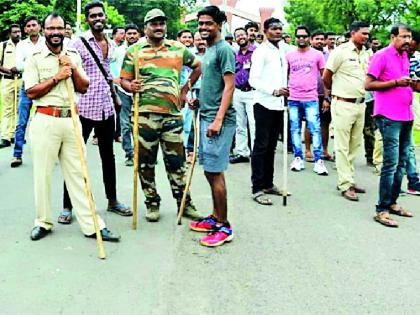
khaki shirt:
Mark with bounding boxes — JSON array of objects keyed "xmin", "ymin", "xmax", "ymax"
[
  {"xmin": 325, "ymin": 40, "xmax": 370, "ymax": 98},
  {"xmin": 0, "ymin": 39, "xmax": 18, "ymax": 69},
  {"xmin": 23, "ymin": 44, "xmax": 87, "ymax": 107}
]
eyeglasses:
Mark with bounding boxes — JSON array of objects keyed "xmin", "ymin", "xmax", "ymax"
[
  {"xmin": 296, "ymin": 35, "xmax": 309, "ymax": 39},
  {"xmin": 89, "ymin": 12, "xmax": 105, "ymax": 19}
]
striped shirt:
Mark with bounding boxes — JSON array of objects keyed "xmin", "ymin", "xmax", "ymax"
[{"xmin": 70, "ymin": 30, "xmax": 115, "ymax": 121}]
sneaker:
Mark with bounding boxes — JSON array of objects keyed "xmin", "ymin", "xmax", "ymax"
[
  {"xmin": 190, "ymin": 214, "xmax": 217, "ymax": 232},
  {"xmin": 145, "ymin": 206, "xmax": 160, "ymax": 222},
  {"xmin": 0, "ymin": 139, "xmax": 11, "ymax": 149},
  {"xmin": 200, "ymin": 223, "xmax": 234, "ymax": 247},
  {"xmin": 407, "ymin": 187, "xmax": 420, "ymax": 196},
  {"xmin": 313, "ymin": 160, "xmax": 328, "ymax": 176},
  {"xmin": 290, "ymin": 157, "xmax": 304, "ymax": 171},
  {"xmin": 229, "ymin": 154, "xmax": 250, "ymax": 164},
  {"xmin": 125, "ymin": 158, "xmax": 134, "ymax": 166},
  {"xmin": 182, "ymin": 203, "xmax": 201, "ymax": 220}
]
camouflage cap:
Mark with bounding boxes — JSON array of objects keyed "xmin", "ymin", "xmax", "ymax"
[{"xmin": 144, "ymin": 9, "xmax": 167, "ymax": 24}]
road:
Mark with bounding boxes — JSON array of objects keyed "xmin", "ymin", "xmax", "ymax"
[{"xmin": 0, "ymin": 136, "xmax": 419, "ymax": 314}]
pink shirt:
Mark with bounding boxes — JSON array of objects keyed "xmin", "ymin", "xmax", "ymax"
[
  {"xmin": 367, "ymin": 45, "xmax": 413, "ymax": 121},
  {"xmin": 286, "ymin": 48, "xmax": 325, "ymax": 101}
]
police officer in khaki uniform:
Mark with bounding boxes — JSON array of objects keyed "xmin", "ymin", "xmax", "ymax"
[
  {"xmin": 0, "ymin": 24, "xmax": 21, "ymax": 148},
  {"xmin": 323, "ymin": 21, "xmax": 370, "ymax": 202},
  {"xmin": 25, "ymin": 12, "xmax": 120, "ymax": 242}
]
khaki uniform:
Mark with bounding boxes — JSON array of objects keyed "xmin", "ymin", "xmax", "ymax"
[
  {"xmin": 326, "ymin": 41, "xmax": 370, "ymax": 191},
  {"xmin": 0, "ymin": 39, "xmax": 21, "ymax": 140},
  {"xmin": 24, "ymin": 44, "xmax": 105, "ymax": 235}
]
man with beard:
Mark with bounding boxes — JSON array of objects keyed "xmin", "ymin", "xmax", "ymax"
[
  {"xmin": 110, "ymin": 24, "xmax": 140, "ymax": 167},
  {"xmin": 324, "ymin": 21, "xmax": 370, "ymax": 201},
  {"xmin": 26, "ymin": 12, "xmax": 119, "ymax": 242},
  {"xmin": 229, "ymin": 27, "xmax": 256, "ymax": 164},
  {"xmin": 187, "ymin": 6, "xmax": 236, "ymax": 247},
  {"xmin": 304, "ymin": 30, "xmax": 334, "ymax": 162},
  {"xmin": 287, "ymin": 26, "xmax": 328, "ymax": 176},
  {"xmin": 365, "ymin": 23, "xmax": 420, "ymax": 227},
  {"xmin": 0, "ymin": 24, "xmax": 21, "ymax": 149},
  {"xmin": 121, "ymin": 9, "xmax": 202, "ymax": 223},
  {"xmin": 325, "ymin": 31, "xmax": 336, "ymax": 52},
  {"xmin": 58, "ymin": 1, "xmax": 131, "ymax": 225},
  {"xmin": 11, "ymin": 16, "xmax": 45, "ymax": 167},
  {"xmin": 245, "ymin": 21, "xmax": 260, "ymax": 47},
  {"xmin": 249, "ymin": 17, "xmax": 288, "ymax": 205}
]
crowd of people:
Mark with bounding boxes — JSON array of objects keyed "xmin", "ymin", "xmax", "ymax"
[{"xmin": 0, "ymin": 2, "xmax": 419, "ymax": 249}]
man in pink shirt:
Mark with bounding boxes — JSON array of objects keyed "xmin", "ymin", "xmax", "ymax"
[
  {"xmin": 287, "ymin": 25, "xmax": 329, "ymax": 175},
  {"xmin": 365, "ymin": 23, "xmax": 420, "ymax": 228}
]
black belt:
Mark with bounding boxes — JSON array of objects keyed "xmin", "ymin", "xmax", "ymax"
[
  {"xmin": 237, "ymin": 86, "xmax": 254, "ymax": 92},
  {"xmin": 2, "ymin": 74, "xmax": 22, "ymax": 80}
]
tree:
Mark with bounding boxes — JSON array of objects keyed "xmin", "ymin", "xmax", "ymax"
[{"xmin": 284, "ymin": 0, "xmax": 420, "ymax": 43}]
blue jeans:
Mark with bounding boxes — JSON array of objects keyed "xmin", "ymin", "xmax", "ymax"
[
  {"xmin": 13, "ymin": 85, "xmax": 32, "ymax": 158},
  {"xmin": 288, "ymin": 100, "xmax": 322, "ymax": 161},
  {"xmin": 118, "ymin": 89, "xmax": 133, "ymax": 159},
  {"xmin": 376, "ymin": 117, "xmax": 412, "ymax": 213},
  {"xmin": 406, "ymin": 135, "xmax": 420, "ymax": 190}
]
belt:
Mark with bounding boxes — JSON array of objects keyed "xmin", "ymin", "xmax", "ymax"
[
  {"xmin": 333, "ymin": 96, "xmax": 365, "ymax": 104},
  {"xmin": 2, "ymin": 74, "xmax": 22, "ymax": 80},
  {"xmin": 237, "ymin": 86, "xmax": 254, "ymax": 92},
  {"xmin": 36, "ymin": 106, "xmax": 76, "ymax": 118}
]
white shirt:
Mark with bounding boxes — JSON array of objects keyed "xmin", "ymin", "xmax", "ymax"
[
  {"xmin": 249, "ymin": 40, "xmax": 288, "ymax": 111},
  {"xmin": 15, "ymin": 36, "xmax": 45, "ymax": 72}
]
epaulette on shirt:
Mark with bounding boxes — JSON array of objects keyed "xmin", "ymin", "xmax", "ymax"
[{"xmin": 66, "ymin": 47, "xmax": 78, "ymax": 54}]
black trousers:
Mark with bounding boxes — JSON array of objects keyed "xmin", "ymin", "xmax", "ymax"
[
  {"xmin": 251, "ymin": 103, "xmax": 283, "ymax": 194},
  {"xmin": 63, "ymin": 115, "xmax": 117, "ymax": 209}
]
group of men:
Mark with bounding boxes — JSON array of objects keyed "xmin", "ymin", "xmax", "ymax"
[{"xmin": 0, "ymin": 2, "xmax": 419, "ymax": 252}]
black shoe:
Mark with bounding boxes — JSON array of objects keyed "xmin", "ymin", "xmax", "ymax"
[
  {"xmin": 0, "ymin": 139, "xmax": 11, "ymax": 148},
  {"xmin": 10, "ymin": 157, "xmax": 22, "ymax": 168},
  {"xmin": 229, "ymin": 155, "xmax": 250, "ymax": 164},
  {"xmin": 30, "ymin": 226, "xmax": 51, "ymax": 241},
  {"xmin": 85, "ymin": 228, "xmax": 121, "ymax": 242}
]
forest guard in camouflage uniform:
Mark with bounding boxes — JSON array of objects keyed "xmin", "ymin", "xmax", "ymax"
[{"xmin": 121, "ymin": 9, "xmax": 202, "ymax": 222}]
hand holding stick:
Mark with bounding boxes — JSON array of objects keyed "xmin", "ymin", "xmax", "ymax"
[{"xmin": 132, "ymin": 44, "xmax": 140, "ymax": 230}]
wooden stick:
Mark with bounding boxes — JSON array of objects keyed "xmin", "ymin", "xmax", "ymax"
[
  {"xmin": 14, "ymin": 76, "xmax": 18, "ymax": 127},
  {"xmin": 132, "ymin": 44, "xmax": 140, "ymax": 230},
  {"xmin": 177, "ymin": 80, "xmax": 198, "ymax": 225},
  {"xmin": 282, "ymin": 105, "xmax": 288, "ymax": 207},
  {"xmin": 65, "ymin": 79, "xmax": 106, "ymax": 259}
]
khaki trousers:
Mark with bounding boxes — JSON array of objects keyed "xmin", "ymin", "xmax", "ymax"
[
  {"xmin": 373, "ymin": 129, "xmax": 383, "ymax": 166},
  {"xmin": 331, "ymin": 99, "xmax": 366, "ymax": 191},
  {"xmin": 29, "ymin": 113, "xmax": 105, "ymax": 235},
  {"xmin": 413, "ymin": 94, "xmax": 420, "ymax": 131},
  {"xmin": 0, "ymin": 78, "xmax": 21, "ymax": 140}
]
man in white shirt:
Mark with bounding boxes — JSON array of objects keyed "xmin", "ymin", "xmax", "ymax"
[
  {"xmin": 249, "ymin": 17, "xmax": 289, "ymax": 205},
  {"xmin": 11, "ymin": 16, "xmax": 45, "ymax": 167}
]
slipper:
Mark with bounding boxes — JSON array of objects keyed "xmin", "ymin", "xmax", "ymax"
[
  {"xmin": 252, "ymin": 192, "xmax": 273, "ymax": 205},
  {"xmin": 263, "ymin": 186, "xmax": 292, "ymax": 196},
  {"xmin": 305, "ymin": 152, "xmax": 315, "ymax": 163},
  {"xmin": 390, "ymin": 205, "xmax": 413, "ymax": 217},
  {"xmin": 322, "ymin": 154, "xmax": 335, "ymax": 162},
  {"xmin": 107, "ymin": 202, "xmax": 133, "ymax": 216},
  {"xmin": 374, "ymin": 212, "xmax": 398, "ymax": 227},
  {"xmin": 58, "ymin": 210, "xmax": 72, "ymax": 224}
]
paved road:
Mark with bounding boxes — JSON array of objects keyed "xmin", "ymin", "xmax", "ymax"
[{"xmin": 0, "ymin": 136, "xmax": 419, "ymax": 314}]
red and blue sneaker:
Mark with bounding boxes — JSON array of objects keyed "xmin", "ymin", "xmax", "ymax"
[
  {"xmin": 190, "ymin": 214, "xmax": 217, "ymax": 232},
  {"xmin": 200, "ymin": 223, "xmax": 233, "ymax": 247}
]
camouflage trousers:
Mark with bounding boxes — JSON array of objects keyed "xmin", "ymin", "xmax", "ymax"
[
  {"xmin": 135, "ymin": 113, "xmax": 191, "ymax": 209},
  {"xmin": 363, "ymin": 100, "xmax": 376, "ymax": 163}
]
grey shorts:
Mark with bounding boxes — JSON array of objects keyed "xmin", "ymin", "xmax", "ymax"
[{"xmin": 199, "ymin": 119, "xmax": 235, "ymax": 173}]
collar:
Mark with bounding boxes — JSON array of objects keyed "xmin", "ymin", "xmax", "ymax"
[
  {"xmin": 40, "ymin": 43, "xmax": 68, "ymax": 58},
  {"xmin": 388, "ymin": 44, "xmax": 407, "ymax": 58},
  {"xmin": 237, "ymin": 43, "xmax": 256, "ymax": 56},
  {"xmin": 142, "ymin": 38, "xmax": 172, "ymax": 49},
  {"xmin": 348, "ymin": 40, "xmax": 366, "ymax": 53}
]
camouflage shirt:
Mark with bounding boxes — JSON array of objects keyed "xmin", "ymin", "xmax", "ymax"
[{"xmin": 120, "ymin": 38, "xmax": 197, "ymax": 116}]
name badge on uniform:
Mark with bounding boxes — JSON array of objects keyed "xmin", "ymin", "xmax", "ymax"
[{"xmin": 243, "ymin": 61, "xmax": 251, "ymax": 70}]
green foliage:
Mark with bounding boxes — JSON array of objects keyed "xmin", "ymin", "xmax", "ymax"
[{"xmin": 284, "ymin": 0, "xmax": 420, "ymax": 44}]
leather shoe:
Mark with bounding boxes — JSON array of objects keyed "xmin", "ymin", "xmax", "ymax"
[
  {"xmin": 85, "ymin": 228, "xmax": 121, "ymax": 242},
  {"xmin": 11, "ymin": 157, "xmax": 22, "ymax": 168},
  {"xmin": 0, "ymin": 139, "xmax": 11, "ymax": 148},
  {"xmin": 342, "ymin": 188, "xmax": 359, "ymax": 201},
  {"xmin": 229, "ymin": 155, "xmax": 250, "ymax": 164},
  {"xmin": 30, "ymin": 226, "xmax": 51, "ymax": 241},
  {"xmin": 352, "ymin": 185, "xmax": 366, "ymax": 193}
]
